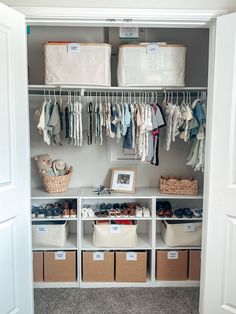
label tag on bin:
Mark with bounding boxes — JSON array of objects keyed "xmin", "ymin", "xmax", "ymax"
[
  {"xmin": 68, "ymin": 43, "xmax": 80, "ymax": 53},
  {"xmin": 36, "ymin": 225, "xmax": 48, "ymax": 234},
  {"xmin": 93, "ymin": 252, "xmax": 104, "ymax": 261},
  {"xmin": 126, "ymin": 252, "xmax": 137, "ymax": 261},
  {"xmin": 55, "ymin": 251, "xmax": 66, "ymax": 260},
  {"xmin": 110, "ymin": 225, "xmax": 121, "ymax": 234},
  {"xmin": 147, "ymin": 43, "xmax": 159, "ymax": 55},
  {"xmin": 184, "ymin": 223, "xmax": 196, "ymax": 232},
  {"xmin": 168, "ymin": 251, "xmax": 178, "ymax": 259}
]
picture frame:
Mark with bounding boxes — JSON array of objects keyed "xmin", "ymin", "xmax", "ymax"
[{"xmin": 110, "ymin": 168, "xmax": 136, "ymax": 193}]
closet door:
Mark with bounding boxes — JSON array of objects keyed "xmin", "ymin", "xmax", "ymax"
[
  {"xmin": 201, "ymin": 12, "xmax": 236, "ymax": 314},
  {"xmin": 0, "ymin": 3, "xmax": 33, "ymax": 314}
]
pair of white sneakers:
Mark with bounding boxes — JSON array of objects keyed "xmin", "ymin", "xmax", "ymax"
[
  {"xmin": 81, "ymin": 207, "xmax": 94, "ymax": 218},
  {"xmin": 135, "ymin": 207, "xmax": 151, "ymax": 218}
]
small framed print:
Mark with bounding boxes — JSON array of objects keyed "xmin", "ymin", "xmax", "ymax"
[{"xmin": 110, "ymin": 169, "xmax": 136, "ymax": 193}]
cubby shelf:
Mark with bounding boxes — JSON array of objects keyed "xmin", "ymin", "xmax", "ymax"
[
  {"xmin": 32, "ymin": 217, "xmax": 78, "ymax": 221},
  {"xmin": 156, "ymin": 233, "xmax": 201, "ymax": 250},
  {"xmin": 81, "ymin": 217, "xmax": 152, "ymax": 221}
]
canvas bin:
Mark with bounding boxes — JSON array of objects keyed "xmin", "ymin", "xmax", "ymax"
[
  {"xmin": 44, "ymin": 42, "xmax": 111, "ymax": 86},
  {"xmin": 93, "ymin": 224, "xmax": 138, "ymax": 248},
  {"xmin": 160, "ymin": 220, "xmax": 202, "ymax": 247},
  {"xmin": 32, "ymin": 221, "xmax": 69, "ymax": 247},
  {"xmin": 117, "ymin": 43, "xmax": 186, "ymax": 87}
]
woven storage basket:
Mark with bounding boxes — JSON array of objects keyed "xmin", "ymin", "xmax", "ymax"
[
  {"xmin": 41, "ymin": 167, "xmax": 72, "ymax": 193},
  {"xmin": 160, "ymin": 176, "xmax": 198, "ymax": 195}
]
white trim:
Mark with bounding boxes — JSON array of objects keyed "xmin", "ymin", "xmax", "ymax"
[{"xmin": 13, "ymin": 7, "xmax": 226, "ymax": 27}]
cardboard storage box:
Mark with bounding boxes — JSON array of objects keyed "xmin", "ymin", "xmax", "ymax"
[
  {"xmin": 117, "ymin": 43, "xmax": 186, "ymax": 87},
  {"xmin": 44, "ymin": 251, "xmax": 76, "ymax": 282},
  {"xmin": 32, "ymin": 221, "xmax": 69, "ymax": 247},
  {"xmin": 44, "ymin": 42, "xmax": 111, "ymax": 86},
  {"xmin": 93, "ymin": 224, "xmax": 138, "ymax": 248},
  {"xmin": 33, "ymin": 251, "xmax": 44, "ymax": 282},
  {"xmin": 116, "ymin": 251, "xmax": 147, "ymax": 282},
  {"xmin": 160, "ymin": 221, "xmax": 202, "ymax": 247},
  {"xmin": 83, "ymin": 251, "xmax": 114, "ymax": 282},
  {"xmin": 189, "ymin": 250, "xmax": 201, "ymax": 281},
  {"xmin": 156, "ymin": 250, "xmax": 188, "ymax": 280}
]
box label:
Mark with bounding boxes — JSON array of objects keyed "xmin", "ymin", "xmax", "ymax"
[
  {"xmin": 110, "ymin": 225, "xmax": 121, "ymax": 234},
  {"xmin": 126, "ymin": 252, "xmax": 137, "ymax": 261},
  {"xmin": 36, "ymin": 225, "xmax": 48, "ymax": 234},
  {"xmin": 93, "ymin": 252, "xmax": 104, "ymax": 261},
  {"xmin": 68, "ymin": 43, "xmax": 80, "ymax": 53},
  {"xmin": 184, "ymin": 223, "xmax": 196, "ymax": 232},
  {"xmin": 147, "ymin": 43, "xmax": 159, "ymax": 55},
  {"xmin": 119, "ymin": 27, "xmax": 139, "ymax": 39},
  {"xmin": 55, "ymin": 251, "xmax": 66, "ymax": 260},
  {"xmin": 168, "ymin": 251, "xmax": 178, "ymax": 259}
]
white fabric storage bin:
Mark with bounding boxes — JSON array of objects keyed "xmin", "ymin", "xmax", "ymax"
[
  {"xmin": 44, "ymin": 42, "xmax": 111, "ymax": 86},
  {"xmin": 160, "ymin": 221, "xmax": 202, "ymax": 247},
  {"xmin": 32, "ymin": 221, "xmax": 69, "ymax": 247},
  {"xmin": 93, "ymin": 224, "xmax": 138, "ymax": 248},
  {"xmin": 117, "ymin": 43, "xmax": 186, "ymax": 87}
]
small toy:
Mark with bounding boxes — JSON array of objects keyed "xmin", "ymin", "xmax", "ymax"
[
  {"xmin": 34, "ymin": 154, "xmax": 55, "ymax": 176},
  {"xmin": 53, "ymin": 159, "xmax": 68, "ymax": 176},
  {"xmin": 93, "ymin": 185, "xmax": 113, "ymax": 195}
]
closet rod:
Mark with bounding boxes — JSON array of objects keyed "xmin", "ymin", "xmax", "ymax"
[{"xmin": 28, "ymin": 85, "xmax": 208, "ymax": 96}]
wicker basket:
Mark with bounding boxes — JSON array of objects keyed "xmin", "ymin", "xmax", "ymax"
[
  {"xmin": 160, "ymin": 176, "xmax": 198, "ymax": 195},
  {"xmin": 41, "ymin": 167, "xmax": 72, "ymax": 193}
]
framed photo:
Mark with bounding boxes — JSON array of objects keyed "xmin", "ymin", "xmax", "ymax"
[{"xmin": 110, "ymin": 168, "xmax": 136, "ymax": 193}]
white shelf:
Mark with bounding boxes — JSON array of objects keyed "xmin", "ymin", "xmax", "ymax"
[
  {"xmin": 81, "ymin": 217, "xmax": 152, "ymax": 221},
  {"xmin": 33, "ymin": 233, "xmax": 77, "ymax": 251},
  {"xmin": 32, "ymin": 217, "xmax": 78, "ymax": 221},
  {"xmin": 31, "ymin": 187, "xmax": 80, "ymax": 199},
  {"xmin": 80, "ymin": 277, "xmax": 152, "ymax": 288},
  {"xmin": 80, "ymin": 187, "xmax": 203, "ymax": 199},
  {"xmin": 156, "ymin": 233, "xmax": 201, "ymax": 250},
  {"xmin": 156, "ymin": 216, "xmax": 202, "ymax": 221},
  {"xmin": 81, "ymin": 234, "xmax": 152, "ymax": 250},
  {"xmin": 154, "ymin": 280, "xmax": 200, "ymax": 287},
  {"xmin": 34, "ymin": 281, "xmax": 79, "ymax": 288}
]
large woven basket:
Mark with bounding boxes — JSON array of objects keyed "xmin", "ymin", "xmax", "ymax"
[
  {"xmin": 160, "ymin": 176, "xmax": 198, "ymax": 195},
  {"xmin": 41, "ymin": 167, "xmax": 72, "ymax": 193}
]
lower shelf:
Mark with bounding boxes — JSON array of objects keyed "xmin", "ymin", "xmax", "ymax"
[
  {"xmin": 34, "ymin": 281, "xmax": 79, "ymax": 288},
  {"xmin": 154, "ymin": 280, "xmax": 200, "ymax": 287}
]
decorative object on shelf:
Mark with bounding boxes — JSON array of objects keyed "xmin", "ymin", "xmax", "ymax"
[
  {"xmin": 35, "ymin": 154, "xmax": 72, "ymax": 193},
  {"xmin": 110, "ymin": 168, "xmax": 136, "ymax": 193},
  {"xmin": 93, "ymin": 185, "xmax": 114, "ymax": 195},
  {"xmin": 160, "ymin": 176, "xmax": 198, "ymax": 195}
]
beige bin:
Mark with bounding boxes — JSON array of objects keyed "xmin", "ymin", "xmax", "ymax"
[
  {"xmin": 93, "ymin": 224, "xmax": 138, "ymax": 248},
  {"xmin": 160, "ymin": 220, "xmax": 202, "ymax": 247},
  {"xmin": 44, "ymin": 42, "xmax": 111, "ymax": 86},
  {"xmin": 117, "ymin": 43, "xmax": 186, "ymax": 87}
]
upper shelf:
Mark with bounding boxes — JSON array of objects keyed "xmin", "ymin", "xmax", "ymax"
[{"xmin": 31, "ymin": 187, "xmax": 203, "ymax": 200}]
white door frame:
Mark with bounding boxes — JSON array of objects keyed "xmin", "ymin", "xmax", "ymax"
[{"xmin": 11, "ymin": 6, "xmax": 227, "ymax": 313}]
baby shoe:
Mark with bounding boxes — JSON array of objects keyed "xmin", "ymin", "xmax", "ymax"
[
  {"xmin": 62, "ymin": 201, "xmax": 70, "ymax": 218},
  {"xmin": 143, "ymin": 207, "xmax": 151, "ymax": 218},
  {"xmin": 156, "ymin": 201, "xmax": 165, "ymax": 217},
  {"xmin": 52, "ymin": 206, "xmax": 62, "ymax": 218},
  {"xmin": 183, "ymin": 208, "xmax": 193, "ymax": 219},
  {"xmin": 31, "ymin": 206, "xmax": 39, "ymax": 218},
  {"xmin": 70, "ymin": 208, "xmax": 77, "ymax": 218},
  {"xmin": 174, "ymin": 208, "xmax": 184, "ymax": 218},
  {"xmin": 37, "ymin": 206, "xmax": 45, "ymax": 218},
  {"xmin": 135, "ymin": 205, "xmax": 143, "ymax": 218},
  {"xmin": 81, "ymin": 207, "xmax": 88, "ymax": 218},
  {"xmin": 192, "ymin": 208, "xmax": 203, "ymax": 218}
]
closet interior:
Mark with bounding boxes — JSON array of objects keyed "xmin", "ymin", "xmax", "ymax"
[{"xmin": 29, "ymin": 24, "xmax": 209, "ymax": 288}]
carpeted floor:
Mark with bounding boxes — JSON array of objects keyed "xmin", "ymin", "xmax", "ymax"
[{"xmin": 34, "ymin": 287, "xmax": 199, "ymax": 314}]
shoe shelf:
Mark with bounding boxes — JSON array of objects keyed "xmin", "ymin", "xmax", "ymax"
[
  {"xmin": 81, "ymin": 233, "xmax": 152, "ymax": 250},
  {"xmin": 81, "ymin": 217, "xmax": 152, "ymax": 221},
  {"xmin": 156, "ymin": 233, "xmax": 201, "ymax": 250},
  {"xmin": 32, "ymin": 217, "xmax": 78, "ymax": 221},
  {"xmin": 154, "ymin": 280, "xmax": 200, "ymax": 287},
  {"xmin": 80, "ymin": 276, "xmax": 152, "ymax": 288},
  {"xmin": 156, "ymin": 216, "xmax": 202, "ymax": 221},
  {"xmin": 32, "ymin": 233, "xmax": 77, "ymax": 251}
]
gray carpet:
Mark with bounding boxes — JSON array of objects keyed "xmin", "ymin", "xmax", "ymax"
[{"xmin": 34, "ymin": 287, "xmax": 199, "ymax": 314}]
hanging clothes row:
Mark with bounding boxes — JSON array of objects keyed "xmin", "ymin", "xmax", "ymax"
[
  {"xmin": 162, "ymin": 91, "xmax": 207, "ymax": 172},
  {"xmin": 34, "ymin": 90, "xmax": 207, "ymax": 170}
]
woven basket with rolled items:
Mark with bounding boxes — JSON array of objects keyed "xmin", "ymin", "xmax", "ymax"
[{"xmin": 35, "ymin": 154, "xmax": 72, "ymax": 193}]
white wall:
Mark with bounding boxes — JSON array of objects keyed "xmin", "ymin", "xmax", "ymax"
[{"xmin": 1, "ymin": 0, "xmax": 236, "ymax": 11}]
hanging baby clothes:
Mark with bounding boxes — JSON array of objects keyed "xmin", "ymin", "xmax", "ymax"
[{"xmin": 87, "ymin": 102, "xmax": 93, "ymax": 145}]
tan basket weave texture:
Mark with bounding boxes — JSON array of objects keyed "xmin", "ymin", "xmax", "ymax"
[
  {"xmin": 41, "ymin": 167, "xmax": 72, "ymax": 193},
  {"xmin": 160, "ymin": 176, "xmax": 198, "ymax": 195}
]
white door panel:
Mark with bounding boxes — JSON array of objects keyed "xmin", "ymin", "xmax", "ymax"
[
  {"xmin": 0, "ymin": 3, "xmax": 33, "ymax": 314},
  {"xmin": 201, "ymin": 12, "xmax": 236, "ymax": 314}
]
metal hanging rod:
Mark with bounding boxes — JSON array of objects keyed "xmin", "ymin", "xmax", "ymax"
[{"xmin": 28, "ymin": 85, "xmax": 208, "ymax": 96}]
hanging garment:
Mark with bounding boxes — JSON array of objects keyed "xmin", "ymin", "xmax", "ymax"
[{"xmin": 163, "ymin": 101, "xmax": 175, "ymax": 151}]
